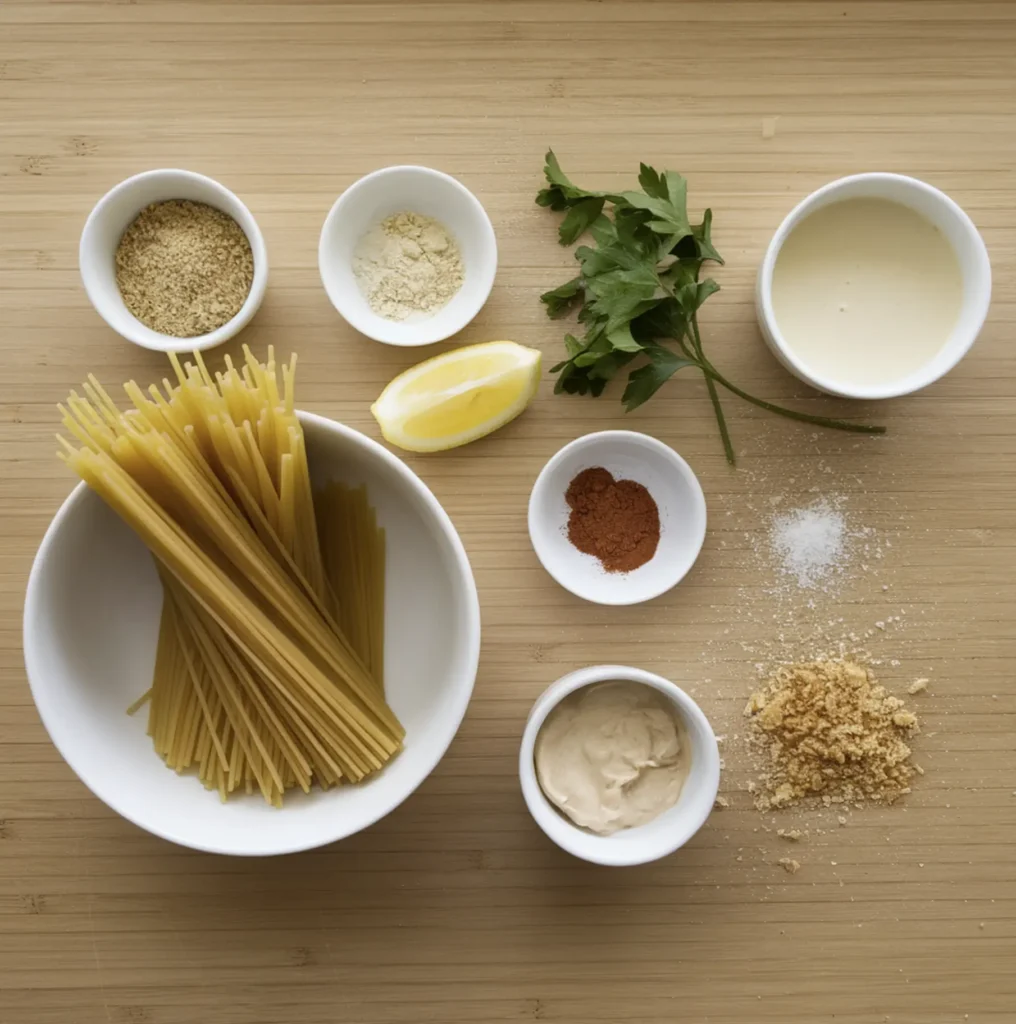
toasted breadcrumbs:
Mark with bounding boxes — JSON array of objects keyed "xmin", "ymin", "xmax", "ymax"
[
  {"xmin": 116, "ymin": 199, "xmax": 254, "ymax": 337},
  {"xmin": 745, "ymin": 658, "xmax": 919, "ymax": 811}
]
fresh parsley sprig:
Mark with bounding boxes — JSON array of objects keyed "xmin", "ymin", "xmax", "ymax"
[{"xmin": 537, "ymin": 151, "xmax": 886, "ymax": 464}]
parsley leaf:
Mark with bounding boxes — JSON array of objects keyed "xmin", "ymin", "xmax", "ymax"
[
  {"xmin": 622, "ymin": 345, "xmax": 696, "ymax": 411},
  {"xmin": 619, "ymin": 190, "xmax": 691, "ymax": 238},
  {"xmin": 540, "ymin": 278, "xmax": 583, "ymax": 319},
  {"xmin": 558, "ymin": 197, "xmax": 605, "ymax": 245},
  {"xmin": 536, "ymin": 150, "xmax": 617, "ymax": 211}
]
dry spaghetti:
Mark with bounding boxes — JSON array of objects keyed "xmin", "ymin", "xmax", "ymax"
[{"xmin": 58, "ymin": 346, "xmax": 399, "ymax": 806}]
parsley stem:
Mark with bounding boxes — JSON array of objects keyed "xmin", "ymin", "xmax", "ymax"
[
  {"xmin": 688, "ymin": 317, "xmax": 735, "ymax": 464},
  {"xmin": 703, "ymin": 376, "xmax": 736, "ymax": 462},
  {"xmin": 698, "ymin": 356, "xmax": 887, "ymax": 435}
]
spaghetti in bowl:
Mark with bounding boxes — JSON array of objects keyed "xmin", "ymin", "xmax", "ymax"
[{"xmin": 24, "ymin": 407, "xmax": 480, "ymax": 855}]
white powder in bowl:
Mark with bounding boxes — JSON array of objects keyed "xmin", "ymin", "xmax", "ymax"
[
  {"xmin": 352, "ymin": 211, "xmax": 464, "ymax": 321},
  {"xmin": 769, "ymin": 498, "xmax": 846, "ymax": 589}
]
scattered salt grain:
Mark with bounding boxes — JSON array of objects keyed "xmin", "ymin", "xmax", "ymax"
[{"xmin": 770, "ymin": 499, "xmax": 846, "ymax": 589}]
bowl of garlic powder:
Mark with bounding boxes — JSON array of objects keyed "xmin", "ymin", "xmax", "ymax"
[{"xmin": 318, "ymin": 165, "xmax": 497, "ymax": 346}]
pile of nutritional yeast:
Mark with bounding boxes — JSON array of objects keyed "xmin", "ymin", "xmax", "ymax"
[{"xmin": 744, "ymin": 657, "xmax": 920, "ymax": 811}]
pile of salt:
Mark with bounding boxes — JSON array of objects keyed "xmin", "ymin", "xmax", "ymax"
[{"xmin": 770, "ymin": 499, "xmax": 846, "ymax": 589}]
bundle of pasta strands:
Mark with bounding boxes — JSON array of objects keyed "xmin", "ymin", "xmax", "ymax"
[
  {"xmin": 316, "ymin": 482, "xmax": 386, "ymax": 688},
  {"xmin": 58, "ymin": 347, "xmax": 402, "ymax": 806}
]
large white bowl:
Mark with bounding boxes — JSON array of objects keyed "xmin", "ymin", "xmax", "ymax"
[
  {"xmin": 318, "ymin": 165, "xmax": 497, "ymax": 346},
  {"xmin": 756, "ymin": 172, "xmax": 991, "ymax": 399},
  {"xmin": 519, "ymin": 665, "xmax": 720, "ymax": 867},
  {"xmin": 80, "ymin": 168, "xmax": 269, "ymax": 353},
  {"xmin": 24, "ymin": 412, "xmax": 481, "ymax": 855}
]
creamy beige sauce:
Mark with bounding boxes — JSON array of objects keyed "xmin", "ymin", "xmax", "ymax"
[
  {"xmin": 534, "ymin": 681, "xmax": 690, "ymax": 835},
  {"xmin": 771, "ymin": 197, "xmax": 963, "ymax": 387}
]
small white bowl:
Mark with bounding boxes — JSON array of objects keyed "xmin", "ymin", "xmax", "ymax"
[
  {"xmin": 756, "ymin": 172, "xmax": 991, "ymax": 399},
  {"xmin": 24, "ymin": 412, "xmax": 481, "ymax": 856},
  {"xmin": 519, "ymin": 665, "xmax": 720, "ymax": 867},
  {"xmin": 528, "ymin": 431, "xmax": 707, "ymax": 606},
  {"xmin": 318, "ymin": 165, "xmax": 497, "ymax": 346},
  {"xmin": 79, "ymin": 169, "xmax": 268, "ymax": 353}
]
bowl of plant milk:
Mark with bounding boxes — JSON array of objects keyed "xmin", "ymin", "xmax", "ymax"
[{"xmin": 756, "ymin": 173, "xmax": 991, "ymax": 399}]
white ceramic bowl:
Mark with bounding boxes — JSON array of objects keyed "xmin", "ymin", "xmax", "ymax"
[
  {"xmin": 519, "ymin": 665, "xmax": 720, "ymax": 866},
  {"xmin": 756, "ymin": 172, "xmax": 991, "ymax": 399},
  {"xmin": 318, "ymin": 165, "xmax": 497, "ymax": 346},
  {"xmin": 79, "ymin": 169, "xmax": 268, "ymax": 353},
  {"xmin": 528, "ymin": 431, "xmax": 707, "ymax": 606},
  {"xmin": 24, "ymin": 412, "xmax": 481, "ymax": 856}
]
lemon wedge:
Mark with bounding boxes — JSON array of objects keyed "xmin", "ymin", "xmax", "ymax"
[{"xmin": 371, "ymin": 341, "xmax": 542, "ymax": 452}]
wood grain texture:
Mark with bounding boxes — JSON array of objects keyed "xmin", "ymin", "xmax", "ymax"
[{"xmin": 1, "ymin": 2, "xmax": 1014, "ymax": 1022}]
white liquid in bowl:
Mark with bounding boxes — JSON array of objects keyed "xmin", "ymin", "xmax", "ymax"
[{"xmin": 771, "ymin": 197, "xmax": 963, "ymax": 388}]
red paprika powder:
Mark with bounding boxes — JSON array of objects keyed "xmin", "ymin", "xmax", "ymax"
[{"xmin": 565, "ymin": 466, "xmax": 660, "ymax": 573}]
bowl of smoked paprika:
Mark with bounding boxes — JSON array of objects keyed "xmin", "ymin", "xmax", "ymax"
[{"xmin": 527, "ymin": 431, "xmax": 707, "ymax": 606}]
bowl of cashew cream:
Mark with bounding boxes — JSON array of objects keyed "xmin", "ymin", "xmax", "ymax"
[{"xmin": 519, "ymin": 665, "xmax": 720, "ymax": 866}]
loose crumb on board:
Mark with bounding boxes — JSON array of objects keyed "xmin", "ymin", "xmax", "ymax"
[
  {"xmin": 744, "ymin": 658, "xmax": 920, "ymax": 810},
  {"xmin": 778, "ymin": 857, "xmax": 801, "ymax": 874}
]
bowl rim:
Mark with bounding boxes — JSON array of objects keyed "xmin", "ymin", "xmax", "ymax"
[
  {"xmin": 519, "ymin": 664, "xmax": 721, "ymax": 866},
  {"xmin": 756, "ymin": 171, "xmax": 992, "ymax": 400},
  {"xmin": 23, "ymin": 410, "xmax": 481, "ymax": 856},
  {"xmin": 79, "ymin": 167, "xmax": 269, "ymax": 354},
  {"xmin": 527, "ymin": 430, "xmax": 707, "ymax": 606},
  {"xmin": 317, "ymin": 164, "xmax": 497, "ymax": 347}
]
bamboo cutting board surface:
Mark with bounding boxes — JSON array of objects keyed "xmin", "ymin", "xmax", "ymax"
[{"xmin": 1, "ymin": 2, "xmax": 1014, "ymax": 1022}]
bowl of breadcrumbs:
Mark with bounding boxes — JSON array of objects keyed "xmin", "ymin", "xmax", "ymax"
[{"xmin": 80, "ymin": 169, "xmax": 268, "ymax": 353}]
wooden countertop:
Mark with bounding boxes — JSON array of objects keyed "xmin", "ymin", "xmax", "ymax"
[{"xmin": 2, "ymin": 2, "xmax": 1014, "ymax": 1022}]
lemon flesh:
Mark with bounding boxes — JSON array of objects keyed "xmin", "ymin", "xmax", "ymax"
[{"xmin": 371, "ymin": 341, "xmax": 542, "ymax": 452}]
